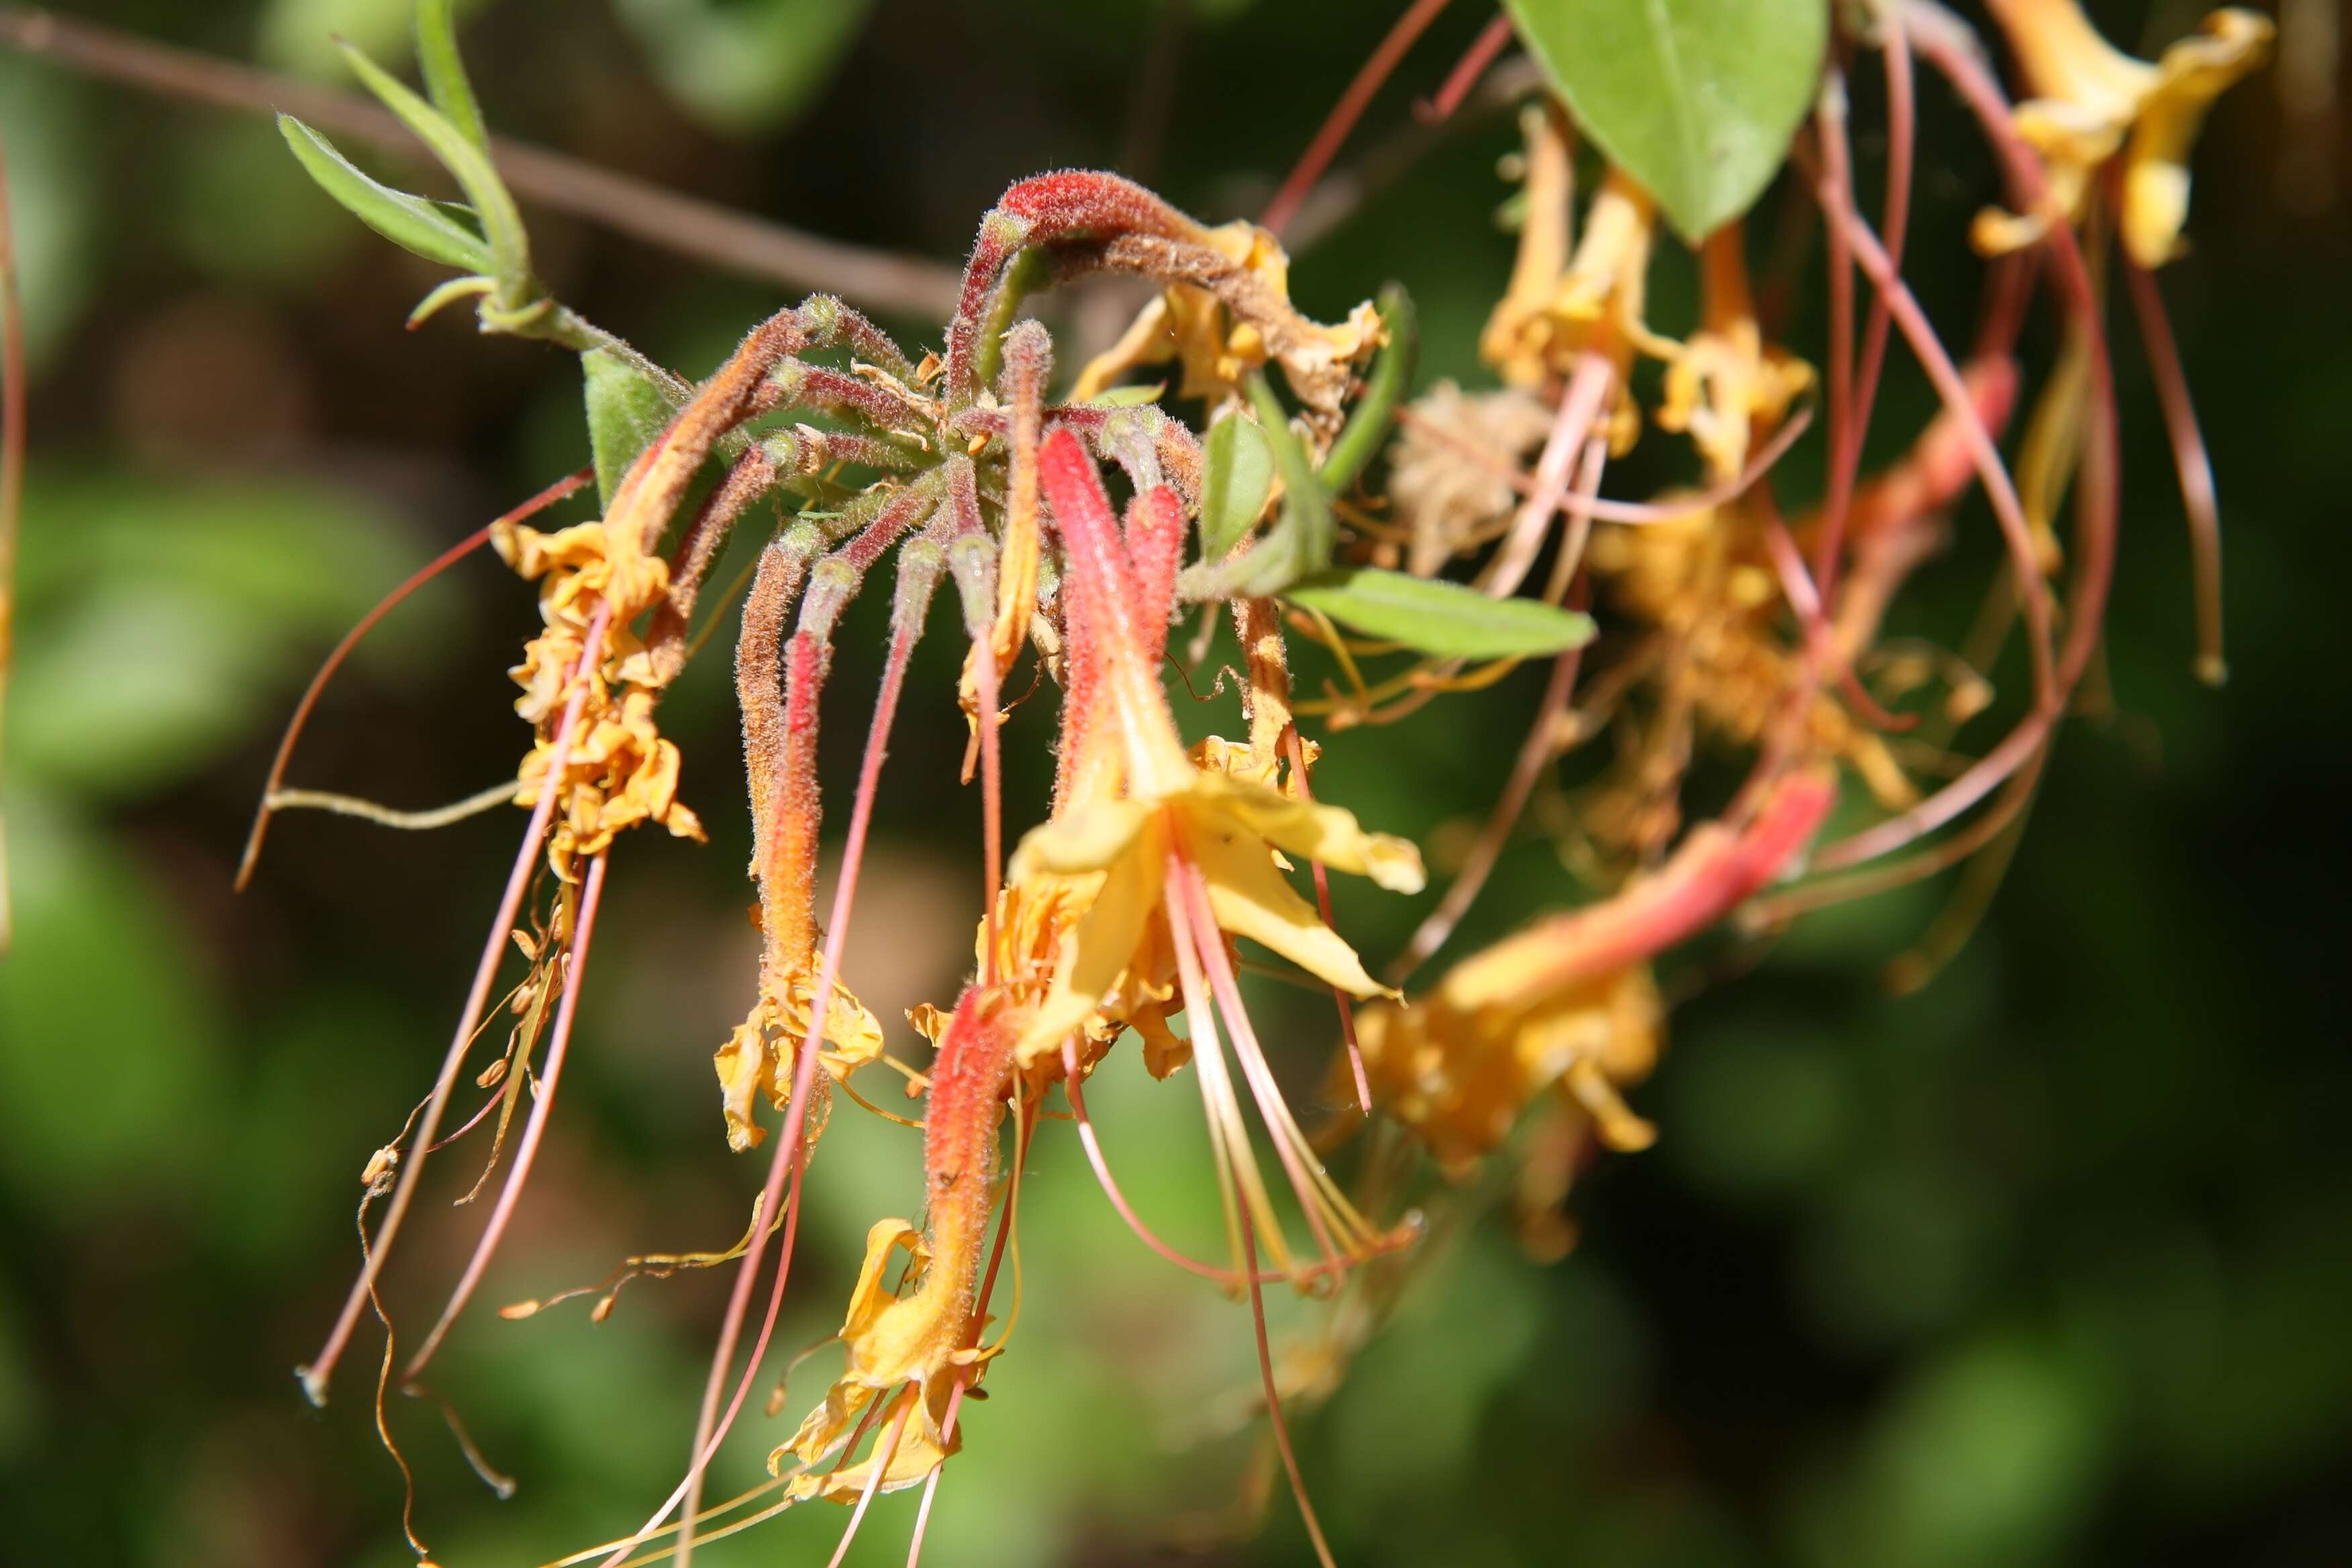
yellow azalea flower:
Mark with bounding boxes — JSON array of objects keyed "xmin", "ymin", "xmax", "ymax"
[
  {"xmin": 912, "ymin": 871, "xmax": 1191, "ymax": 1087},
  {"xmin": 773, "ymin": 1218, "xmax": 993, "ymax": 1502},
  {"xmin": 712, "ymin": 974, "xmax": 885, "ymax": 1153},
  {"xmin": 1657, "ymin": 230, "xmax": 1814, "ymax": 485},
  {"xmin": 780, "ymin": 989, "xmax": 1016, "ymax": 1502},
  {"xmin": 1481, "ymin": 105, "xmax": 1677, "ymax": 452},
  {"xmin": 1009, "ymin": 761, "xmax": 1424, "ymax": 1067},
  {"xmin": 497, "ymin": 516, "xmax": 703, "ymax": 877},
  {"xmin": 1353, "ymin": 964, "xmax": 1665, "ymax": 1179},
  {"xmin": 514, "ymin": 687, "xmax": 705, "ymax": 873},
  {"xmin": 1069, "ymin": 217, "xmax": 1383, "ymax": 428},
  {"xmin": 1977, "ymin": 0, "xmax": 2272, "ymax": 267}
]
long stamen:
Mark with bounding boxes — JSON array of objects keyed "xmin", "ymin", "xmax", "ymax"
[
  {"xmin": 1815, "ymin": 15, "xmax": 2122, "ymax": 872},
  {"xmin": 823, "ymin": 1390, "xmax": 914, "ymax": 1568},
  {"xmin": 1808, "ymin": 164, "xmax": 2059, "ymax": 714},
  {"xmin": 665, "ymin": 543, "xmax": 938, "ymax": 1568},
  {"xmin": 1261, "ymin": 0, "xmax": 1457, "ymax": 238},
  {"xmin": 2122, "ymin": 254, "xmax": 2225, "ymax": 684},
  {"xmin": 1163, "ymin": 856, "xmax": 1272, "ymax": 1282},
  {"xmin": 1420, "ymin": 13, "xmax": 1515, "ymax": 124},
  {"xmin": 1481, "ymin": 351, "xmax": 1611, "ymax": 597},
  {"xmin": 299, "ymin": 603, "xmax": 610, "ymax": 1407},
  {"xmin": 1279, "ymin": 725, "xmax": 1370, "ymax": 1113},
  {"xmin": 1235, "ymin": 1175, "xmax": 1338, "ymax": 1568},
  {"xmin": 404, "ymin": 849, "xmax": 610, "ymax": 1380},
  {"xmin": 1180, "ymin": 861, "xmax": 1383, "ymax": 1263},
  {"xmin": 238, "ymin": 467, "xmax": 593, "ymax": 891}
]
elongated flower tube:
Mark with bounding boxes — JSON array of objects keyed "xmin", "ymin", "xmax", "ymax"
[{"xmin": 993, "ymin": 427, "xmax": 1422, "ymax": 1287}]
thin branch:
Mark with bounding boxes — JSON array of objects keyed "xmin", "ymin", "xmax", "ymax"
[{"xmin": 0, "ymin": 7, "xmax": 963, "ymax": 321}]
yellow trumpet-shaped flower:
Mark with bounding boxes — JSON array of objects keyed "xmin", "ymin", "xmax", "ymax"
[
  {"xmin": 1008, "ymin": 430, "xmax": 1424, "ymax": 1075},
  {"xmin": 1977, "ymin": 0, "xmax": 2272, "ymax": 267},
  {"xmin": 778, "ymin": 989, "xmax": 1012, "ymax": 1502},
  {"xmin": 1481, "ymin": 105, "xmax": 1679, "ymax": 452},
  {"xmin": 1010, "ymin": 752, "xmax": 1425, "ymax": 1068}
]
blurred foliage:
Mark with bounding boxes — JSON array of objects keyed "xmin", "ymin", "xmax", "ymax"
[{"xmin": 1, "ymin": 1, "xmax": 2347, "ymax": 1565}]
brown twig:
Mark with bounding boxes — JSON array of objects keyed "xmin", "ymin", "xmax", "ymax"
[{"xmin": 0, "ymin": 6, "xmax": 964, "ymax": 321}]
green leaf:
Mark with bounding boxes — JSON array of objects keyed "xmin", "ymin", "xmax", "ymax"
[
  {"xmin": 336, "ymin": 42, "xmax": 531, "ymax": 299},
  {"xmin": 1319, "ymin": 283, "xmax": 1415, "ymax": 493},
  {"xmin": 585, "ymin": 348, "xmax": 689, "ymax": 507},
  {"xmin": 277, "ymin": 113, "xmax": 491, "ymax": 274},
  {"xmin": 1199, "ymin": 413, "xmax": 1275, "ymax": 564},
  {"xmin": 414, "ymin": 0, "xmax": 490, "ymax": 151},
  {"xmin": 1284, "ymin": 568, "xmax": 1597, "ymax": 659},
  {"xmin": 1502, "ymin": 0, "xmax": 1826, "ymax": 242},
  {"xmin": 1215, "ymin": 375, "xmax": 1335, "ymax": 597}
]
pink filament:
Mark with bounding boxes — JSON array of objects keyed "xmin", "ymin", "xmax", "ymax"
[
  {"xmin": 403, "ymin": 849, "xmax": 610, "ymax": 1380},
  {"xmin": 1261, "ymin": 0, "xmax": 1457, "ymax": 238},
  {"xmin": 299, "ymin": 602, "xmax": 610, "ymax": 1408}
]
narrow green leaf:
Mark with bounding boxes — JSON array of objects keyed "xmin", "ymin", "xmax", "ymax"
[
  {"xmin": 1319, "ymin": 283, "xmax": 1415, "ymax": 493},
  {"xmin": 277, "ymin": 114, "xmax": 492, "ymax": 274},
  {"xmin": 414, "ymin": 0, "xmax": 490, "ymax": 152},
  {"xmin": 1214, "ymin": 374, "xmax": 1335, "ymax": 597},
  {"xmin": 1199, "ymin": 413, "xmax": 1275, "ymax": 564},
  {"xmin": 1284, "ymin": 568, "xmax": 1597, "ymax": 659},
  {"xmin": 1502, "ymin": 0, "xmax": 1826, "ymax": 242},
  {"xmin": 337, "ymin": 42, "xmax": 531, "ymax": 301},
  {"xmin": 584, "ymin": 348, "xmax": 688, "ymax": 507}
]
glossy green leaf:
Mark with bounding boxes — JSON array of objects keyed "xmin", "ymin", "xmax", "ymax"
[
  {"xmin": 1199, "ymin": 412, "xmax": 1275, "ymax": 564},
  {"xmin": 585, "ymin": 348, "xmax": 689, "ymax": 507},
  {"xmin": 1319, "ymin": 283, "xmax": 1414, "ymax": 493},
  {"xmin": 1502, "ymin": 0, "xmax": 1826, "ymax": 242},
  {"xmin": 414, "ymin": 0, "xmax": 489, "ymax": 151},
  {"xmin": 1284, "ymin": 567, "xmax": 1597, "ymax": 659},
  {"xmin": 277, "ymin": 114, "xmax": 491, "ymax": 274},
  {"xmin": 336, "ymin": 42, "xmax": 530, "ymax": 298}
]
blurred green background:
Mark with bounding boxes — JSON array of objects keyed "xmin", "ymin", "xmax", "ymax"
[{"xmin": 1, "ymin": 1, "xmax": 2346, "ymax": 1563}]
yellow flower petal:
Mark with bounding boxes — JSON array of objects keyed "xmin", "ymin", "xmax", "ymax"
[
  {"xmin": 1007, "ymin": 797, "xmax": 1154, "ymax": 882},
  {"xmin": 1014, "ymin": 844, "xmax": 1163, "ymax": 1065},
  {"xmin": 1187, "ymin": 771, "xmax": 1426, "ymax": 894},
  {"xmin": 1186, "ymin": 809, "xmax": 1390, "ymax": 999}
]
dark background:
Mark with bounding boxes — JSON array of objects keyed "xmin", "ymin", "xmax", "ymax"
[{"xmin": 0, "ymin": 1, "xmax": 2345, "ymax": 1563}]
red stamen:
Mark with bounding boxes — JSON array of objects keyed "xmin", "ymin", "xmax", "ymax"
[
  {"xmin": 1060, "ymin": 1037, "xmax": 1379, "ymax": 1289},
  {"xmin": 824, "ymin": 1390, "xmax": 913, "ymax": 1568},
  {"xmin": 2123, "ymin": 256, "xmax": 2225, "ymax": 685},
  {"xmin": 237, "ymin": 467, "xmax": 593, "ymax": 891},
  {"xmin": 1261, "ymin": 0, "xmax": 1457, "ymax": 238},
  {"xmin": 298, "ymin": 603, "xmax": 609, "ymax": 1408},
  {"xmin": 1418, "ymin": 12, "xmax": 1514, "ymax": 125},
  {"xmin": 404, "ymin": 850, "xmax": 609, "ymax": 1382},
  {"xmin": 667, "ymin": 611, "xmax": 926, "ymax": 1568},
  {"xmin": 1816, "ymin": 15, "xmax": 1918, "ymax": 602},
  {"xmin": 1236, "ymin": 1169, "xmax": 1337, "ymax": 1568},
  {"xmin": 1279, "ymin": 726, "xmax": 1369, "ymax": 1113}
]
